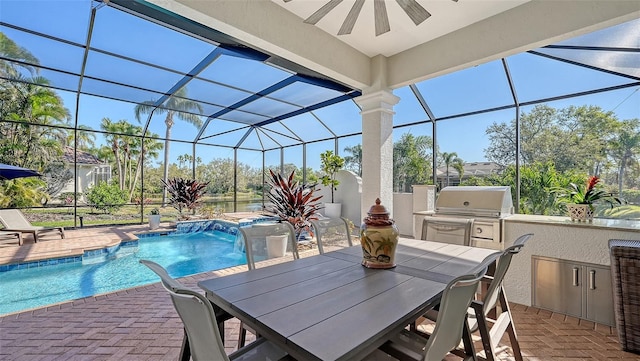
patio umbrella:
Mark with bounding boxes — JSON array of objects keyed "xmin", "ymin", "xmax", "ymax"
[{"xmin": 0, "ymin": 164, "xmax": 42, "ymax": 180}]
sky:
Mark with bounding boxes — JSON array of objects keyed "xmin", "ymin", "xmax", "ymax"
[{"xmin": 2, "ymin": 0, "xmax": 639, "ymax": 171}]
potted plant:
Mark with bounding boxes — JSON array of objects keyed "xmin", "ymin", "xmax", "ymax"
[
  {"xmin": 161, "ymin": 177, "xmax": 210, "ymax": 221},
  {"xmin": 319, "ymin": 150, "xmax": 345, "ymax": 218},
  {"xmin": 148, "ymin": 207, "xmax": 161, "ymax": 230},
  {"xmin": 266, "ymin": 169, "xmax": 322, "ymax": 241},
  {"xmin": 554, "ymin": 175, "xmax": 622, "ymax": 222}
]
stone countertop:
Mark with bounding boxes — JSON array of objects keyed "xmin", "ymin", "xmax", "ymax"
[{"xmin": 504, "ymin": 214, "xmax": 640, "ymax": 232}]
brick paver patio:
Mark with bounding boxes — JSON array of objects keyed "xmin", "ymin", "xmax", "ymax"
[{"xmin": 1, "ymin": 224, "xmax": 639, "ymax": 360}]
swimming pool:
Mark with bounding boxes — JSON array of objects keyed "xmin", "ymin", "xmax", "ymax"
[{"xmin": 0, "ymin": 230, "xmax": 247, "ymax": 316}]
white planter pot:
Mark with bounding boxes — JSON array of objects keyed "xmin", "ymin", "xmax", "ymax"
[
  {"xmin": 324, "ymin": 202, "xmax": 342, "ymax": 218},
  {"xmin": 266, "ymin": 235, "xmax": 288, "ymax": 258},
  {"xmin": 148, "ymin": 214, "xmax": 161, "ymax": 230}
]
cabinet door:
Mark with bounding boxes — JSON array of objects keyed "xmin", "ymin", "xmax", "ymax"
[
  {"xmin": 586, "ymin": 265, "xmax": 615, "ymax": 326},
  {"xmin": 533, "ymin": 257, "xmax": 582, "ymax": 318}
]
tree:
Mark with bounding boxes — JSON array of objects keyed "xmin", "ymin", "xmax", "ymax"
[
  {"xmin": 440, "ymin": 152, "xmax": 462, "ymax": 187},
  {"xmin": 0, "ymin": 32, "xmax": 39, "ymax": 77},
  {"xmin": 343, "ymin": 144, "xmax": 362, "ymax": 176},
  {"xmin": 393, "ymin": 133, "xmax": 433, "ymax": 192},
  {"xmin": 608, "ymin": 119, "xmax": 640, "ymax": 195},
  {"xmin": 485, "ymin": 105, "xmax": 619, "ymax": 173},
  {"xmin": 134, "ymin": 88, "xmax": 203, "ymax": 205},
  {"xmin": 319, "ymin": 150, "xmax": 345, "ymax": 203}
]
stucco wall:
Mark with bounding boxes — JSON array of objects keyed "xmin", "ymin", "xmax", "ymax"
[{"xmin": 503, "ymin": 215, "xmax": 640, "ymax": 306}]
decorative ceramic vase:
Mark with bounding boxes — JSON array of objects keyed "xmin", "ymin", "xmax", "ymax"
[
  {"xmin": 360, "ymin": 198, "xmax": 399, "ymax": 269},
  {"xmin": 567, "ymin": 203, "xmax": 594, "ymax": 222}
]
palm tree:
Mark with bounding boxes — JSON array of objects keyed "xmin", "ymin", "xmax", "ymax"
[
  {"xmin": 441, "ymin": 152, "xmax": 462, "ymax": 187},
  {"xmin": 66, "ymin": 125, "xmax": 96, "ymax": 150},
  {"xmin": 343, "ymin": 144, "xmax": 362, "ymax": 176},
  {"xmin": 453, "ymin": 159, "xmax": 465, "ymax": 184},
  {"xmin": 134, "ymin": 88, "xmax": 203, "ymax": 205},
  {"xmin": 0, "ymin": 32, "xmax": 39, "ymax": 77}
]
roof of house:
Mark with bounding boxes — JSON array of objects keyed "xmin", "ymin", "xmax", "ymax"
[
  {"xmin": 436, "ymin": 162, "xmax": 503, "ymax": 178},
  {"xmin": 63, "ymin": 147, "xmax": 105, "ymax": 165}
]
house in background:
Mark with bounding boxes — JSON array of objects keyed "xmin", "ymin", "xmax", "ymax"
[
  {"xmin": 436, "ymin": 162, "xmax": 503, "ymax": 188},
  {"xmin": 54, "ymin": 146, "xmax": 111, "ymax": 202}
]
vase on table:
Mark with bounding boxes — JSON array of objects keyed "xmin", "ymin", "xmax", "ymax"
[
  {"xmin": 566, "ymin": 203, "xmax": 594, "ymax": 222},
  {"xmin": 360, "ymin": 198, "xmax": 399, "ymax": 269}
]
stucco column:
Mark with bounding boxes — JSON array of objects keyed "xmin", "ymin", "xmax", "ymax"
[{"xmin": 355, "ymin": 90, "xmax": 399, "ymax": 218}]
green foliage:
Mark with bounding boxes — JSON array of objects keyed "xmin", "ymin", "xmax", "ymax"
[
  {"xmin": 0, "ymin": 178, "xmax": 47, "ymax": 208},
  {"xmin": 161, "ymin": 177, "xmax": 209, "ymax": 216},
  {"xmin": 266, "ymin": 170, "xmax": 322, "ymax": 236},
  {"xmin": 59, "ymin": 192, "xmax": 81, "ymax": 205},
  {"xmin": 553, "ymin": 175, "xmax": 622, "ymax": 210},
  {"xmin": 319, "ymin": 150, "xmax": 345, "ymax": 203},
  {"xmin": 86, "ymin": 182, "xmax": 127, "ymax": 214},
  {"xmin": 149, "ymin": 207, "xmax": 160, "ymax": 215},
  {"xmin": 393, "ymin": 133, "xmax": 433, "ymax": 192}
]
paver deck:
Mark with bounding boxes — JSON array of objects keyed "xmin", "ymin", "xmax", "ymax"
[{"xmin": 1, "ymin": 224, "xmax": 638, "ymax": 360}]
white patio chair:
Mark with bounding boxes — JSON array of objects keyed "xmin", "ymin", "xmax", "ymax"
[
  {"xmin": 140, "ymin": 260, "xmax": 291, "ymax": 361},
  {"xmin": 237, "ymin": 221, "xmax": 299, "ymax": 347},
  {"xmin": 416, "ymin": 233, "xmax": 533, "ymax": 361},
  {"xmin": 367, "ymin": 252, "xmax": 498, "ymax": 361},
  {"xmin": 0, "ymin": 209, "xmax": 64, "ymax": 242},
  {"xmin": 310, "ymin": 217, "xmax": 353, "ymax": 254}
]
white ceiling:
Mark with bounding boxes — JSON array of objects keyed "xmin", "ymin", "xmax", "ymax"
[{"xmin": 271, "ymin": 0, "xmax": 530, "ymax": 57}]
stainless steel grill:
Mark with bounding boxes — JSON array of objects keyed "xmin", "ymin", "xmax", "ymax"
[{"xmin": 422, "ymin": 186, "xmax": 514, "ymax": 250}]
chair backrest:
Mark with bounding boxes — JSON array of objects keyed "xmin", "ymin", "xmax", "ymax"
[
  {"xmin": 421, "ymin": 217, "xmax": 473, "ymax": 246},
  {"xmin": 422, "ymin": 255, "xmax": 492, "ymax": 361},
  {"xmin": 0, "ymin": 209, "xmax": 31, "ymax": 228},
  {"xmin": 310, "ymin": 217, "xmax": 353, "ymax": 254},
  {"xmin": 239, "ymin": 222, "xmax": 299, "ymax": 270},
  {"xmin": 139, "ymin": 260, "xmax": 229, "ymax": 361},
  {"xmin": 481, "ymin": 233, "xmax": 533, "ymax": 315}
]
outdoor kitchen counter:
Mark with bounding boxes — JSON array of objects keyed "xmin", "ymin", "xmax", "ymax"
[{"xmin": 501, "ymin": 214, "xmax": 640, "ymax": 306}]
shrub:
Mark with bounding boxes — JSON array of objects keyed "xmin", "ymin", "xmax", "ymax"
[
  {"xmin": 266, "ymin": 169, "xmax": 322, "ymax": 236},
  {"xmin": 161, "ymin": 177, "xmax": 209, "ymax": 217},
  {"xmin": 86, "ymin": 182, "xmax": 127, "ymax": 214}
]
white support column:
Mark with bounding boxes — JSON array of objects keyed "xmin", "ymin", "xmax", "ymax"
[{"xmin": 356, "ymin": 90, "xmax": 399, "ymax": 218}]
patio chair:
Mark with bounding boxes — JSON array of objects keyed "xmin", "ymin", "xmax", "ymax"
[
  {"xmin": 367, "ymin": 252, "xmax": 497, "ymax": 361},
  {"xmin": 0, "ymin": 231, "xmax": 23, "ymax": 246},
  {"xmin": 421, "ymin": 216, "xmax": 473, "ymax": 246},
  {"xmin": 310, "ymin": 217, "xmax": 353, "ymax": 254},
  {"xmin": 139, "ymin": 260, "xmax": 290, "ymax": 361},
  {"xmin": 609, "ymin": 239, "xmax": 640, "ymax": 354},
  {"xmin": 0, "ymin": 209, "xmax": 64, "ymax": 243},
  {"xmin": 237, "ymin": 221, "xmax": 299, "ymax": 347},
  {"xmin": 416, "ymin": 233, "xmax": 533, "ymax": 361}
]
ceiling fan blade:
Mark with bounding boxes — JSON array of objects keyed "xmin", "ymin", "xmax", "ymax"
[
  {"xmin": 304, "ymin": 0, "xmax": 343, "ymax": 25},
  {"xmin": 374, "ymin": 0, "xmax": 390, "ymax": 36},
  {"xmin": 396, "ymin": 0, "xmax": 431, "ymax": 25},
  {"xmin": 338, "ymin": 0, "xmax": 365, "ymax": 35}
]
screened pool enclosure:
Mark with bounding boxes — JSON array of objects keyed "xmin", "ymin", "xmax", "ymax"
[{"xmin": 0, "ymin": 0, "xmax": 638, "ymax": 227}]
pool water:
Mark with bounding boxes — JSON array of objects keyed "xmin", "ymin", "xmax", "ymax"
[{"xmin": 0, "ymin": 231, "xmax": 246, "ymax": 316}]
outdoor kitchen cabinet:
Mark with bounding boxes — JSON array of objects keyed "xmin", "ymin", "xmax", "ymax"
[{"xmin": 532, "ymin": 256, "xmax": 614, "ymax": 326}]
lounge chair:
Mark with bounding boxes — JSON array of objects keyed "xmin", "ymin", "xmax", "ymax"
[
  {"xmin": 0, "ymin": 209, "xmax": 64, "ymax": 243},
  {"xmin": 0, "ymin": 231, "xmax": 23, "ymax": 246}
]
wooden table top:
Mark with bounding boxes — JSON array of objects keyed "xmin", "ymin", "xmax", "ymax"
[{"xmin": 198, "ymin": 238, "xmax": 498, "ymax": 361}]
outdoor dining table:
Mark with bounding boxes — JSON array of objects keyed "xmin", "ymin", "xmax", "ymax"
[{"xmin": 198, "ymin": 237, "xmax": 499, "ymax": 361}]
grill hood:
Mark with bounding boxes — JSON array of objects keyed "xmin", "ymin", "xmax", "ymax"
[{"xmin": 435, "ymin": 186, "xmax": 514, "ymax": 218}]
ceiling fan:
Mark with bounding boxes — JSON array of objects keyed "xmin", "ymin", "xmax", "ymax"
[{"xmin": 284, "ymin": 0, "xmax": 458, "ymax": 36}]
